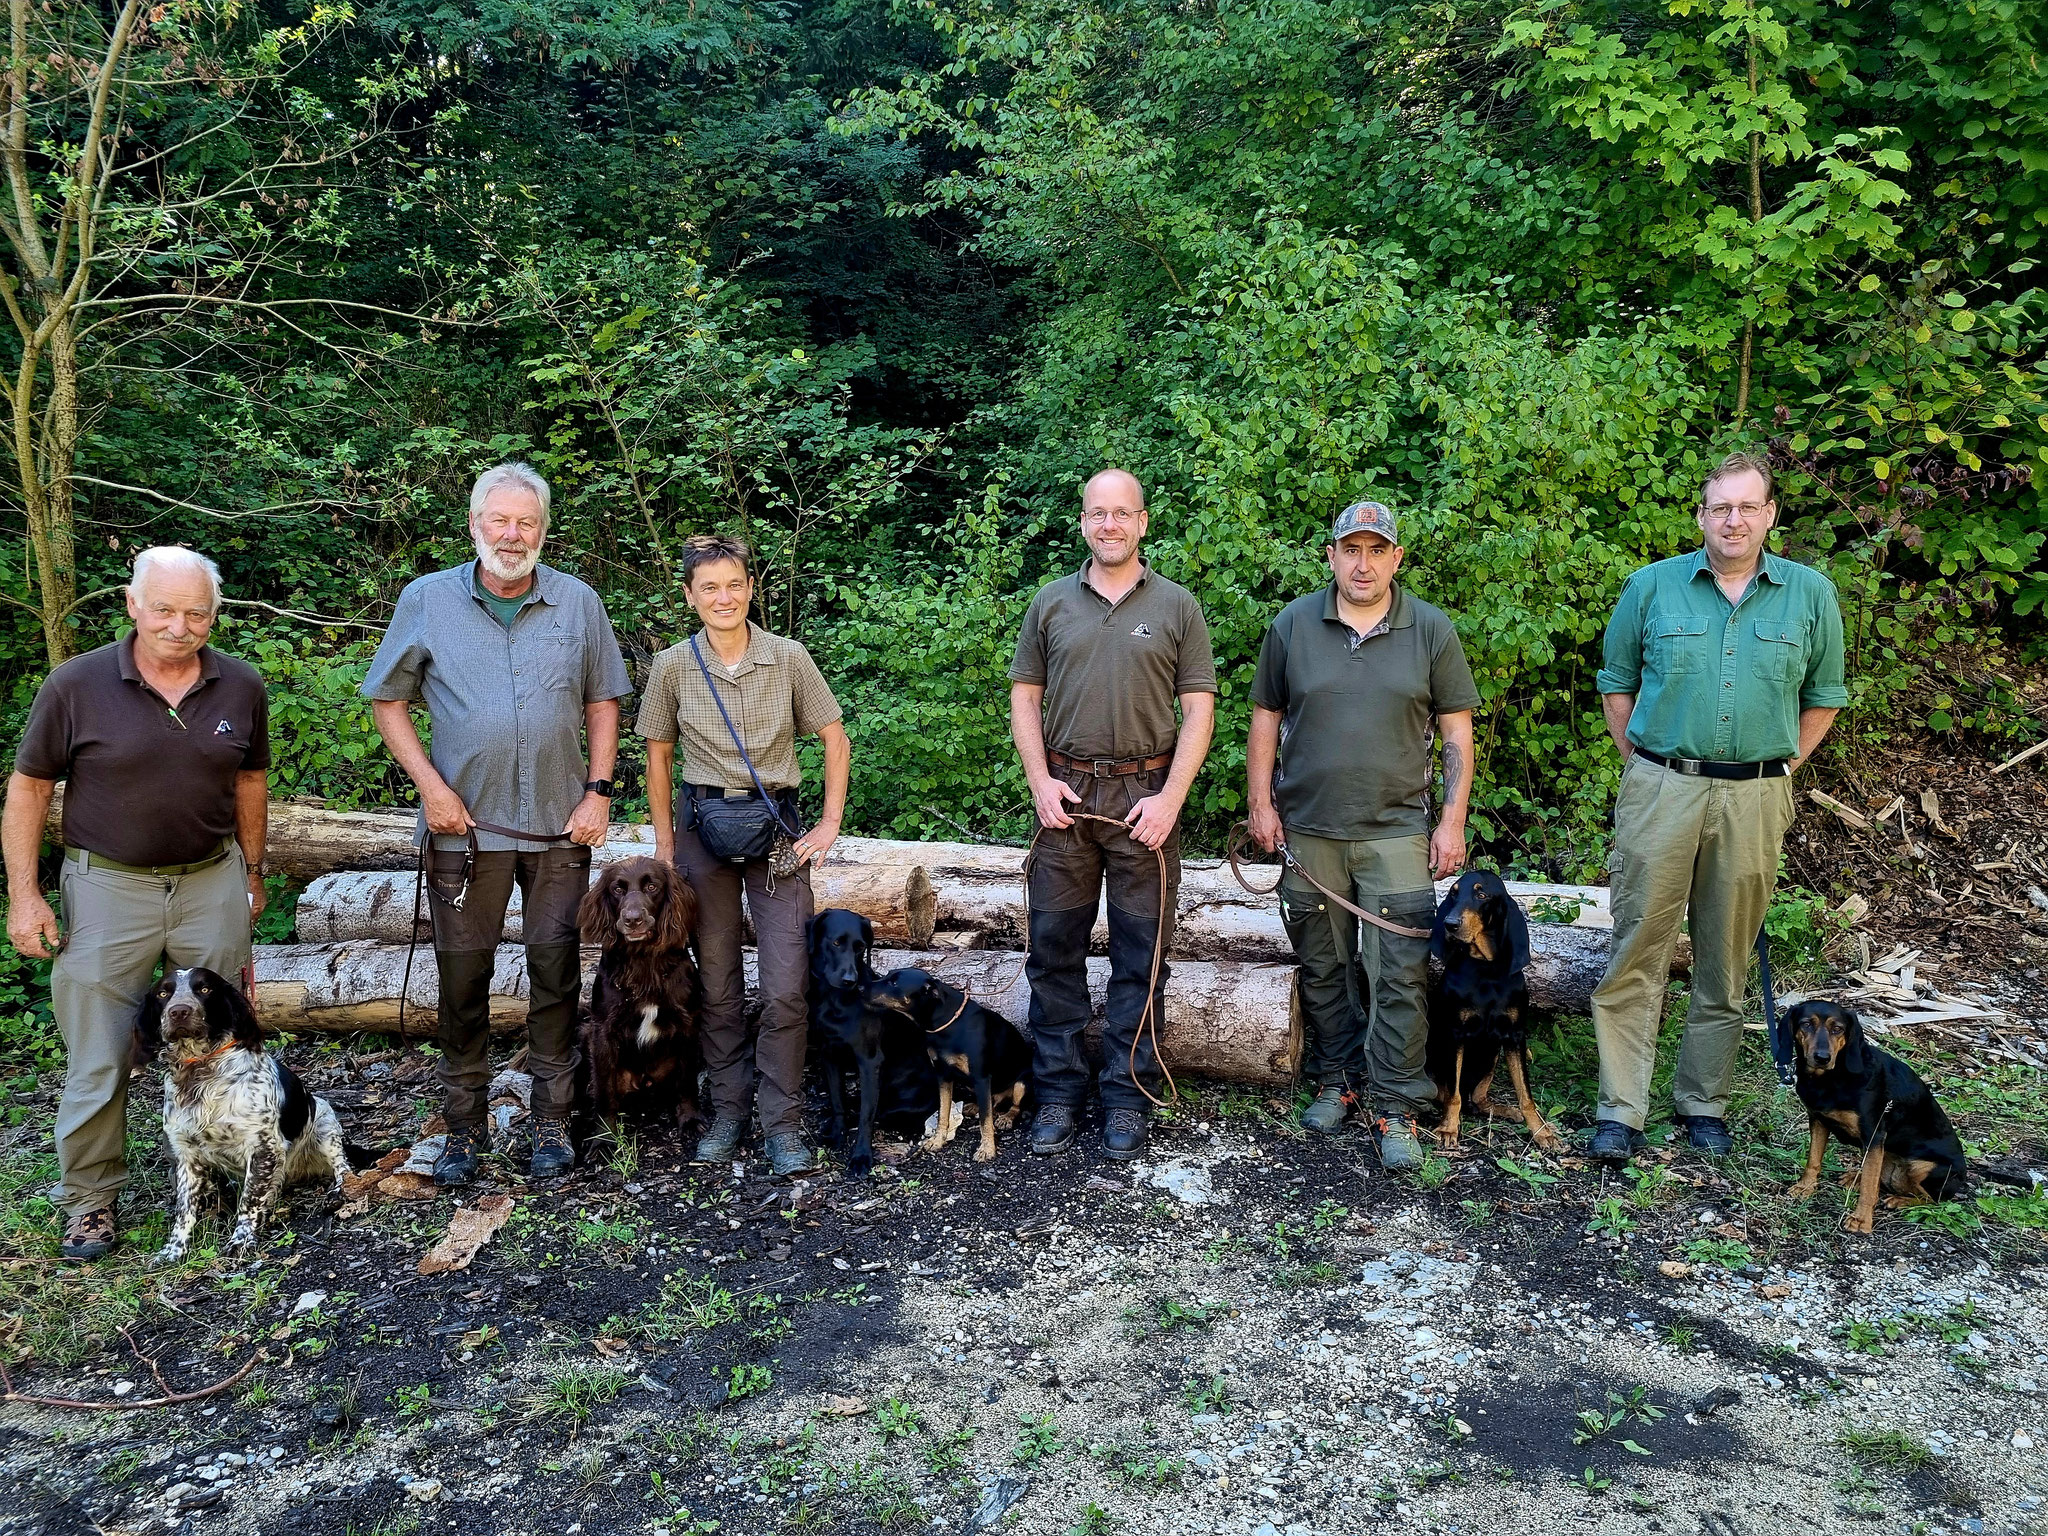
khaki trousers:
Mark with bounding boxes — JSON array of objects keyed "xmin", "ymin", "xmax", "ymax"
[
  {"xmin": 1591, "ymin": 755, "xmax": 1796, "ymax": 1128},
  {"xmin": 50, "ymin": 847, "xmax": 253, "ymax": 1214},
  {"xmin": 1279, "ymin": 831, "xmax": 1436, "ymax": 1114}
]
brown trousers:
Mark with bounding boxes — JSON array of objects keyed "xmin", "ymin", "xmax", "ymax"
[
  {"xmin": 673, "ymin": 823, "xmax": 814, "ymax": 1139},
  {"xmin": 428, "ymin": 845, "xmax": 590, "ymax": 1129}
]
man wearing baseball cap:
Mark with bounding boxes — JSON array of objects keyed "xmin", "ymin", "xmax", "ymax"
[{"xmin": 1246, "ymin": 500, "xmax": 1480, "ymax": 1169}]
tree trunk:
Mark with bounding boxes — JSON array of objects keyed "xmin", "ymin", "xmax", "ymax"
[
  {"xmin": 296, "ymin": 861, "xmax": 937, "ymax": 947},
  {"xmin": 252, "ymin": 942, "xmax": 1306, "ymax": 1087}
]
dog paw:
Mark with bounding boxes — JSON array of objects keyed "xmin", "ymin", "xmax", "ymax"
[
  {"xmin": 226, "ymin": 1224, "xmax": 257, "ymax": 1251},
  {"xmin": 1530, "ymin": 1125, "xmax": 1561, "ymax": 1153},
  {"xmin": 149, "ymin": 1245, "xmax": 183, "ymax": 1269},
  {"xmin": 1434, "ymin": 1129, "xmax": 1462, "ymax": 1151},
  {"xmin": 1842, "ymin": 1212, "xmax": 1875, "ymax": 1236},
  {"xmin": 847, "ymin": 1152, "xmax": 874, "ymax": 1178},
  {"xmin": 973, "ymin": 1144, "xmax": 997, "ymax": 1164},
  {"xmin": 918, "ymin": 1135, "xmax": 948, "ymax": 1155},
  {"xmin": 1787, "ymin": 1179, "xmax": 1818, "ymax": 1201}
]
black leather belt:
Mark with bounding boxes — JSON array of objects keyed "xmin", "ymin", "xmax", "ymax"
[{"xmin": 1635, "ymin": 748, "xmax": 1789, "ymax": 780}]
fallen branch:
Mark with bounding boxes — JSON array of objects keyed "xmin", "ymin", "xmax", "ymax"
[
  {"xmin": 1992, "ymin": 737, "xmax": 2048, "ymax": 776},
  {"xmin": 0, "ymin": 1347, "xmax": 264, "ymax": 1411}
]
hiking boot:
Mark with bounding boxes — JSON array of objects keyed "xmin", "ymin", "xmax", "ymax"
[
  {"xmin": 1589, "ymin": 1119, "xmax": 1646, "ymax": 1166},
  {"xmin": 434, "ymin": 1126, "xmax": 481, "ymax": 1187},
  {"xmin": 1677, "ymin": 1115, "xmax": 1734, "ymax": 1158},
  {"xmin": 695, "ymin": 1113, "xmax": 745, "ymax": 1163},
  {"xmin": 764, "ymin": 1133, "xmax": 813, "ymax": 1178},
  {"xmin": 1102, "ymin": 1107, "xmax": 1149, "ymax": 1161},
  {"xmin": 1029, "ymin": 1104, "xmax": 1079, "ymax": 1156},
  {"xmin": 1373, "ymin": 1112, "xmax": 1425, "ymax": 1172},
  {"xmin": 59, "ymin": 1205, "xmax": 116, "ymax": 1263},
  {"xmin": 529, "ymin": 1115, "xmax": 575, "ymax": 1179},
  {"xmin": 1300, "ymin": 1084, "xmax": 1350, "ymax": 1137}
]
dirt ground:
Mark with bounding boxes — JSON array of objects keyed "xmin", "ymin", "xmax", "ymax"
[{"xmin": 5, "ymin": 751, "xmax": 2048, "ymax": 1536}]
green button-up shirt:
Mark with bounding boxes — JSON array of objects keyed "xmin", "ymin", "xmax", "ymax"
[{"xmin": 1596, "ymin": 550, "xmax": 1848, "ymax": 763}]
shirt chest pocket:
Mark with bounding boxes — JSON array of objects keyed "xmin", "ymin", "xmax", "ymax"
[
  {"xmin": 1648, "ymin": 614, "xmax": 1712, "ymax": 677},
  {"xmin": 1751, "ymin": 619, "xmax": 1807, "ymax": 684},
  {"xmin": 533, "ymin": 634, "xmax": 582, "ymax": 692}
]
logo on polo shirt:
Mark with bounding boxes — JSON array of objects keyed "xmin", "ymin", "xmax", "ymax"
[
  {"xmin": 214, "ymin": 720, "xmax": 235, "ymax": 736},
  {"xmin": 1131, "ymin": 623, "xmax": 1153, "ymax": 638}
]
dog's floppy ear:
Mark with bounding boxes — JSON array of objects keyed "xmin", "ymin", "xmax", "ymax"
[
  {"xmin": 1502, "ymin": 889, "xmax": 1531, "ymax": 974},
  {"xmin": 858, "ymin": 915, "xmax": 876, "ymax": 979},
  {"xmin": 132, "ymin": 987, "xmax": 165, "ymax": 1068},
  {"xmin": 661, "ymin": 864, "xmax": 697, "ymax": 951},
  {"xmin": 1837, "ymin": 1006, "xmax": 1871, "ymax": 1075},
  {"xmin": 213, "ymin": 975, "xmax": 265, "ymax": 1050},
  {"xmin": 1428, "ymin": 886, "xmax": 1455, "ymax": 966},
  {"xmin": 577, "ymin": 875, "xmax": 615, "ymax": 946}
]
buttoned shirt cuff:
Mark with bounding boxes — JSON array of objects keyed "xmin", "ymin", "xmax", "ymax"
[{"xmin": 1593, "ymin": 668, "xmax": 1640, "ymax": 695}]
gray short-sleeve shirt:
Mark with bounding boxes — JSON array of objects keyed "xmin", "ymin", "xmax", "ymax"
[{"xmin": 360, "ymin": 562, "xmax": 632, "ymax": 851}]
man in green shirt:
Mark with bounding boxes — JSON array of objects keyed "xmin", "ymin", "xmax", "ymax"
[
  {"xmin": 1589, "ymin": 450, "xmax": 1848, "ymax": 1164},
  {"xmin": 1247, "ymin": 500, "xmax": 1480, "ymax": 1170}
]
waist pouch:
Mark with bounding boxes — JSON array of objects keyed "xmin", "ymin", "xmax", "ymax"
[{"xmin": 689, "ymin": 787, "xmax": 800, "ymax": 870}]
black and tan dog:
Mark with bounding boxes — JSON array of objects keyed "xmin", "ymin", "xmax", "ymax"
[
  {"xmin": 1425, "ymin": 870, "xmax": 1558, "ymax": 1151},
  {"xmin": 1785, "ymin": 999, "xmax": 1967, "ymax": 1234},
  {"xmin": 577, "ymin": 855, "xmax": 703, "ymax": 1132},
  {"xmin": 807, "ymin": 908, "xmax": 936, "ymax": 1176},
  {"xmin": 869, "ymin": 968, "xmax": 1033, "ymax": 1163}
]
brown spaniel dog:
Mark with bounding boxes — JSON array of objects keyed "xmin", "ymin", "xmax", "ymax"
[{"xmin": 577, "ymin": 856, "xmax": 703, "ymax": 1131}]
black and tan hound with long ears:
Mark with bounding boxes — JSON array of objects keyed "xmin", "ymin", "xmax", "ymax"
[
  {"xmin": 1785, "ymin": 999, "xmax": 1967, "ymax": 1234},
  {"xmin": 1425, "ymin": 870, "xmax": 1558, "ymax": 1152}
]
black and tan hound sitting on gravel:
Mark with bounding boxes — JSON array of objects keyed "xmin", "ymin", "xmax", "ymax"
[
  {"xmin": 807, "ymin": 908, "xmax": 936, "ymax": 1176},
  {"xmin": 1785, "ymin": 999, "xmax": 1967, "ymax": 1234},
  {"xmin": 869, "ymin": 968, "xmax": 1033, "ymax": 1163},
  {"xmin": 1425, "ymin": 870, "xmax": 1558, "ymax": 1152}
]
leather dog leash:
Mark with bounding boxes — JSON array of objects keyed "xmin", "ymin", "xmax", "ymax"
[
  {"xmin": 1225, "ymin": 823, "xmax": 1433, "ymax": 939},
  {"xmin": 398, "ymin": 819, "xmax": 581, "ymax": 1039}
]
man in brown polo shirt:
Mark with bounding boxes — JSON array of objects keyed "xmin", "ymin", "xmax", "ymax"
[
  {"xmin": 3, "ymin": 547, "xmax": 269, "ymax": 1261},
  {"xmin": 1010, "ymin": 468, "xmax": 1216, "ymax": 1160}
]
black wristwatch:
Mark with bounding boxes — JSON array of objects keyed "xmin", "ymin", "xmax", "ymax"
[{"xmin": 583, "ymin": 779, "xmax": 614, "ymax": 797}]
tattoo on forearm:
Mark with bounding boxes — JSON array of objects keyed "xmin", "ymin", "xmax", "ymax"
[{"xmin": 1443, "ymin": 742, "xmax": 1464, "ymax": 805}]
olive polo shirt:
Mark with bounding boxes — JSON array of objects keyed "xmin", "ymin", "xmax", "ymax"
[
  {"xmin": 1596, "ymin": 549, "xmax": 1848, "ymax": 763},
  {"xmin": 1250, "ymin": 583, "xmax": 1480, "ymax": 840},
  {"xmin": 14, "ymin": 637, "xmax": 270, "ymax": 867},
  {"xmin": 1010, "ymin": 560, "xmax": 1217, "ymax": 761}
]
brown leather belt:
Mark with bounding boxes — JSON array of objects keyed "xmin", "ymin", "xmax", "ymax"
[{"xmin": 1047, "ymin": 748, "xmax": 1173, "ymax": 778}]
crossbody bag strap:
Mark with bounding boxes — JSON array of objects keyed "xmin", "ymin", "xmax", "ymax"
[{"xmin": 689, "ymin": 633, "xmax": 801, "ymax": 837}]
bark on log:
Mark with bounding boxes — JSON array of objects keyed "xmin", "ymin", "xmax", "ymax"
[
  {"xmin": 251, "ymin": 943, "xmax": 1304, "ymax": 1087},
  {"xmin": 295, "ymin": 863, "xmax": 936, "ymax": 947}
]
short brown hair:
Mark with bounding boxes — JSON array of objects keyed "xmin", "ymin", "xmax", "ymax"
[
  {"xmin": 681, "ymin": 533, "xmax": 752, "ymax": 587},
  {"xmin": 1701, "ymin": 450, "xmax": 1775, "ymax": 505}
]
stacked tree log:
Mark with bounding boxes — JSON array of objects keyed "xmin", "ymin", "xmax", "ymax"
[{"xmin": 120, "ymin": 800, "xmax": 1686, "ymax": 1088}]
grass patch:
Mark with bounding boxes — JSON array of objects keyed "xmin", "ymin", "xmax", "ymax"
[
  {"xmin": 1839, "ymin": 1426, "xmax": 1933, "ymax": 1471},
  {"xmin": 519, "ymin": 1362, "xmax": 630, "ymax": 1434}
]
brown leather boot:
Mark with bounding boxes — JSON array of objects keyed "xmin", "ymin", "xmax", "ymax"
[{"xmin": 60, "ymin": 1205, "xmax": 117, "ymax": 1262}]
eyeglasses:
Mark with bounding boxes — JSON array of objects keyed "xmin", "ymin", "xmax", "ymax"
[
  {"xmin": 1701, "ymin": 501, "xmax": 1772, "ymax": 521},
  {"xmin": 1083, "ymin": 507, "xmax": 1143, "ymax": 525}
]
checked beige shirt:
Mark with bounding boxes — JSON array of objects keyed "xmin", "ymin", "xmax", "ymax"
[{"xmin": 635, "ymin": 623, "xmax": 841, "ymax": 790}]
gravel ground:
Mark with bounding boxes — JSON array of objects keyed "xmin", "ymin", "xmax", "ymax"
[{"xmin": 4, "ymin": 1051, "xmax": 2045, "ymax": 1536}]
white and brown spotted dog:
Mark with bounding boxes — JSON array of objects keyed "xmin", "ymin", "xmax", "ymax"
[{"xmin": 134, "ymin": 967, "xmax": 345, "ymax": 1264}]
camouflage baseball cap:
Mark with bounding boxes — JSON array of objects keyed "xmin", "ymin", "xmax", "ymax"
[{"xmin": 1329, "ymin": 499, "xmax": 1398, "ymax": 545}]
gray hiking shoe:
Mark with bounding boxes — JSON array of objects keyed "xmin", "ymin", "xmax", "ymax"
[
  {"xmin": 1373, "ymin": 1112, "xmax": 1426, "ymax": 1172},
  {"xmin": 764, "ymin": 1133, "xmax": 813, "ymax": 1178},
  {"xmin": 1300, "ymin": 1084, "xmax": 1350, "ymax": 1136},
  {"xmin": 695, "ymin": 1113, "xmax": 745, "ymax": 1163}
]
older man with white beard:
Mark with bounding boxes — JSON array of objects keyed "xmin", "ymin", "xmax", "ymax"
[{"xmin": 363, "ymin": 463, "xmax": 631, "ymax": 1185}]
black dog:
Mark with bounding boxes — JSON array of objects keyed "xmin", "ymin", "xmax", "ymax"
[
  {"xmin": 806, "ymin": 908, "xmax": 936, "ymax": 1175},
  {"xmin": 577, "ymin": 855, "xmax": 703, "ymax": 1132},
  {"xmin": 1425, "ymin": 870, "xmax": 1557, "ymax": 1151},
  {"xmin": 135, "ymin": 968, "xmax": 347, "ymax": 1264},
  {"xmin": 1786, "ymin": 999, "xmax": 1967, "ymax": 1233},
  {"xmin": 870, "ymin": 968, "xmax": 1033, "ymax": 1163}
]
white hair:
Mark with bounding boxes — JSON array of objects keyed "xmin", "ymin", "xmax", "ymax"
[
  {"xmin": 468, "ymin": 461, "xmax": 552, "ymax": 529},
  {"xmin": 128, "ymin": 546, "xmax": 222, "ymax": 613}
]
